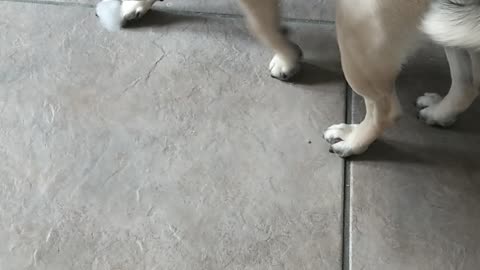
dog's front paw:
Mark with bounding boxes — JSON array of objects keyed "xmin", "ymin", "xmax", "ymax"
[
  {"xmin": 323, "ymin": 123, "xmax": 357, "ymax": 144},
  {"xmin": 416, "ymin": 93, "xmax": 456, "ymax": 127},
  {"xmin": 121, "ymin": 0, "xmax": 154, "ymax": 21},
  {"xmin": 269, "ymin": 44, "xmax": 302, "ymax": 81},
  {"xmin": 328, "ymin": 141, "xmax": 368, "ymax": 158},
  {"xmin": 323, "ymin": 123, "xmax": 368, "ymax": 158}
]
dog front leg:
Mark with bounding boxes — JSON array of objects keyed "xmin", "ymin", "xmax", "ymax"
[{"xmin": 323, "ymin": 0, "xmax": 406, "ymax": 157}]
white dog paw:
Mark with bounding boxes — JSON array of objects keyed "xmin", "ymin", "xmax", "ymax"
[
  {"xmin": 416, "ymin": 93, "xmax": 456, "ymax": 127},
  {"xmin": 121, "ymin": 0, "xmax": 153, "ymax": 21},
  {"xmin": 328, "ymin": 141, "xmax": 356, "ymax": 158},
  {"xmin": 323, "ymin": 124, "xmax": 368, "ymax": 158},
  {"xmin": 417, "ymin": 106, "xmax": 457, "ymax": 127},
  {"xmin": 96, "ymin": 0, "xmax": 123, "ymax": 31},
  {"xmin": 416, "ymin": 92, "xmax": 442, "ymax": 109},
  {"xmin": 329, "ymin": 140, "xmax": 369, "ymax": 158},
  {"xmin": 323, "ymin": 123, "xmax": 357, "ymax": 144},
  {"xmin": 269, "ymin": 55, "xmax": 299, "ymax": 80},
  {"xmin": 269, "ymin": 44, "xmax": 302, "ymax": 81}
]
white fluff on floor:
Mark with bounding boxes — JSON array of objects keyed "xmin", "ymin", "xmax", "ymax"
[{"xmin": 96, "ymin": 0, "xmax": 123, "ymax": 32}]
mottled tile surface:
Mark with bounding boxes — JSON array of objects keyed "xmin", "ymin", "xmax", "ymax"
[
  {"xmin": 348, "ymin": 44, "xmax": 480, "ymax": 270},
  {"xmin": 20, "ymin": 0, "xmax": 336, "ymax": 22},
  {"xmin": 0, "ymin": 2, "xmax": 344, "ymax": 270}
]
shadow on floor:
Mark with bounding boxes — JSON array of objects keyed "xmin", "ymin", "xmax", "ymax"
[
  {"xmin": 289, "ymin": 62, "xmax": 344, "ymax": 86},
  {"xmin": 123, "ymin": 9, "xmax": 204, "ymax": 29},
  {"xmin": 350, "ymin": 139, "xmax": 480, "ymax": 168}
]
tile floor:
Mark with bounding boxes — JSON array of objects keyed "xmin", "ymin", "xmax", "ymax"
[{"xmin": 0, "ymin": 1, "xmax": 479, "ymax": 270}]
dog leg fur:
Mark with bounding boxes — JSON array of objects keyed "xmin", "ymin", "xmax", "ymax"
[{"xmin": 323, "ymin": 0, "xmax": 421, "ymax": 157}]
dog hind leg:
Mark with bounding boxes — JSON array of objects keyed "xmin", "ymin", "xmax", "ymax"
[{"xmin": 417, "ymin": 48, "xmax": 479, "ymax": 127}]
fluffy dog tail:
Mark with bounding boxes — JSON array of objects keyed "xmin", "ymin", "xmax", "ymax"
[{"xmin": 422, "ymin": 0, "xmax": 480, "ymax": 50}]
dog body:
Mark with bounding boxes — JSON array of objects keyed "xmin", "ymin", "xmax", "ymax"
[
  {"xmin": 324, "ymin": 0, "xmax": 480, "ymax": 157},
  {"xmin": 120, "ymin": 0, "xmax": 301, "ymax": 80}
]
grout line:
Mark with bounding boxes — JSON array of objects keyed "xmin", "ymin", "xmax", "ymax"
[
  {"xmin": 342, "ymin": 85, "xmax": 353, "ymax": 270},
  {"xmin": 0, "ymin": 0, "xmax": 95, "ymax": 7},
  {"xmin": 0, "ymin": 0, "xmax": 335, "ymax": 25}
]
